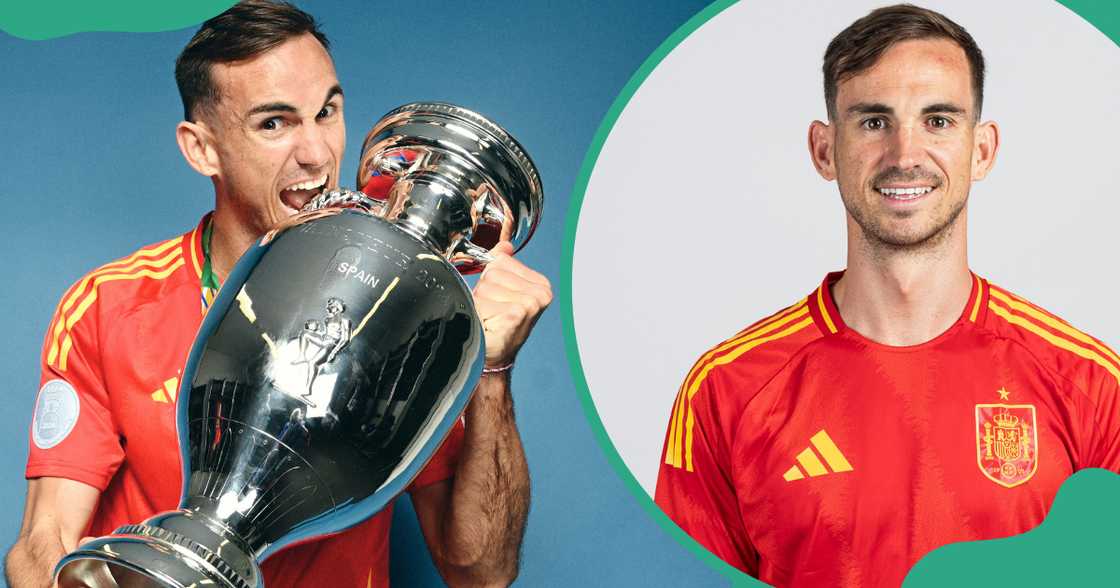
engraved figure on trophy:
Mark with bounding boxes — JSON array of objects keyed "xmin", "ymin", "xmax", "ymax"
[{"xmin": 290, "ymin": 298, "xmax": 352, "ymax": 406}]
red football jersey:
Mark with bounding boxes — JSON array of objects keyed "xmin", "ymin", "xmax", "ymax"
[
  {"xmin": 26, "ymin": 215, "xmax": 465, "ymax": 587},
  {"xmin": 655, "ymin": 272, "xmax": 1120, "ymax": 587}
]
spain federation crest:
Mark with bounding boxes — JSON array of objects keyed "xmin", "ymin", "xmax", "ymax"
[{"xmin": 975, "ymin": 404, "xmax": 1038, "ymax": 488}]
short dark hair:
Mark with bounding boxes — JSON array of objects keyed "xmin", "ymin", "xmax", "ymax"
[
  {"xmin": 823, "ymin": 4, "xmax": 985, "ymax": 120},
  {"xmin": 174, "ymin": 0, "xmax": 330, "ymax": 121}
]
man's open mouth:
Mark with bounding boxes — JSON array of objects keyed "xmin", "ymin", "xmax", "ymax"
[{"xmin": 280, "ymin": 174, "xmax": 329, "ymax": 212}]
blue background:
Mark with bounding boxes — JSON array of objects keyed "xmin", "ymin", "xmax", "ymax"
[{"xmin": 0, "ymin": 1, "xmax": 723, "ymax": 586}]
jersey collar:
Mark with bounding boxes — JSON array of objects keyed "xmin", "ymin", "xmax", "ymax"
[
  {"xmin": 810, "ymin": 270, "xmax": 989, "ymax": 340},
  {"xmin": 183, "ymin": 212, "xmax": 216, "ymax": 314}
]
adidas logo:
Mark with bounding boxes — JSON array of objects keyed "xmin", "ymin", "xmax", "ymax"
[
  {"xmin": 150, "ymin": 376, "xmax": 180, "ymax": 404},
  {"xmin": 782, "ymin": 429, "xmax": 853, "ymax": 481}
]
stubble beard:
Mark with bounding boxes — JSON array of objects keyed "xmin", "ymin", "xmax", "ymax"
[{"xmin": 842, "ymin": 186, "xmax": 968, "ymax": 262}]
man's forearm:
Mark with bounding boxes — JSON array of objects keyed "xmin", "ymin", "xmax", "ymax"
[{"xmin": 439, "ymin": 371, "xmax": 530, "ymax": 585}]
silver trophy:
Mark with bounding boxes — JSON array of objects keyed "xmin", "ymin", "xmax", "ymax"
[{"xmin": 55, "ymin": 103, "xmax": 542, "ymax": 587}]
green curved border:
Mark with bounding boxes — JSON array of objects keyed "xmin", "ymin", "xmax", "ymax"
[
  {"xmin": 0, "ymin": 1, "xmax": 234, "ymax": 40},
  {"xmin": 560, "ymin": 1, "xmax": 1120, "ymax": 586},
  {"xmin": 560, "ymin": 0, "xmax": 752, "ymax": 584}
]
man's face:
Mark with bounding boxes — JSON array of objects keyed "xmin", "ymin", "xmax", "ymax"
[
  {"xmin": 205, "ymin": 33, "xmax": 344, "ymax": 237},
  {"xmin": 815, "ymin": 38, "xmax": 996, "ymax": 250}
]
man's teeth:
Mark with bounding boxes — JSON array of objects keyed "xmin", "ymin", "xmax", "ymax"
[
  {"xmin": 284, "ymin": 175, "xmax": 328, "ymax": 192},
  {"xmin": 878, "ymin": 186, "xmax": 934, "ymax": 198}
]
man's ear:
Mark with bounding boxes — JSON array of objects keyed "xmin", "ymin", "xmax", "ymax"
[
  {"xmin": 808, "ymin": 120, "xmax": 837, "ymax": 181},
  {"xmin": 971, "ymin": 120, "xmax": 1000, "ymax": 181},
  {"xmin": 176, "ymin": 119, "xmax": 220, "ymax": 177}
]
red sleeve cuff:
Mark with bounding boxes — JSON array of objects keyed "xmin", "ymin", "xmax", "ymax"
[
  {"xmin": 408, "ymin": 419, "xmax": 465, "ymax": 491},
  {"xmin": 26, "ymin": 460, "xmax": 114, "ymax": 491}
]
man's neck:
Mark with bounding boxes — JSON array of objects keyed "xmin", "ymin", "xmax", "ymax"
[
  {"xmin": 208, "ymin": 206, "xmax": 260, "ymax": 285},
  {"xmin": 832, "ymin": 218, "xmax": 972, "ymax": 346}
]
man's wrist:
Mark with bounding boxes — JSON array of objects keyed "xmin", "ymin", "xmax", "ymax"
[{"xmin": 481, "ymin": 362, "xmax": 514, "ymax": 375}]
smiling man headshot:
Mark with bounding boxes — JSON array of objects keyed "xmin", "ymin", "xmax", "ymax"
[
  {"xmin": 655, "ymin": 4, "xmax": 1120, "ymax": 587},
  {"xmin": 5, "ymin": 1, "xmax": 551, "ymax": 587}
]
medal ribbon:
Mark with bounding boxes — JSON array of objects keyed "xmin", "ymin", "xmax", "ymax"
[{"xmin": 200, "ymin": 218, "xmax": 221, "ymax": 314}]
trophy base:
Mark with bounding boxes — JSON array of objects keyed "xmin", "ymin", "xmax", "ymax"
[{"xmin": 55, "ymin": 511, "xmax": 260, "ymax": 588}]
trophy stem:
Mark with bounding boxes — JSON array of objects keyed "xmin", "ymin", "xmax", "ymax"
[
  {"xmin": 56, "ymin": 510, "xmax": 260, "ymax": 588},
  {"xmin": 392, "ymin": 175, "xmax": 474, "ymax": 257}
]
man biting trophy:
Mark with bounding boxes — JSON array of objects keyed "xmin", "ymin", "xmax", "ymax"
[{"xmin": 6, "ymin": 2, "xmax": 552, "ymax": 587}]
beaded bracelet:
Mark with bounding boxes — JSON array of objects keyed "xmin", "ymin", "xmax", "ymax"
[{"xmin": 482, "ymin": 363, "xmax": 514, "ymax": 374}]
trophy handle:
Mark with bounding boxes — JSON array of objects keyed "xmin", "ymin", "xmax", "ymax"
[
  {"xmin": 450, "ymin": 194, "xmax": 515, "ymax": 273},
  {"xmin": 302, "ymin": 189, "xmax": 388, "ymax": 217},
  {"xmin": 452, "ymin": 241, "xmax": 494, "ymax": 271}
]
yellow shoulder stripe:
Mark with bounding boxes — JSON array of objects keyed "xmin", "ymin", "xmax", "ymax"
[
  {"xmin": 47, "ymin": 247, "xmax": 183, "ymax": 366},
  {"xmin": 679, "ymin": 299, "xmax": 808, "ymax": 394},
  {"xmin": 66, "ymin": 250, "xmax": 183, "ymax": 331},
  {"xmin": 988, "ymin": 299, "xmax": 1120, "ymax": 385},
  {"xmin": 51, "ymin": 256, "xmax": 185, "ymax": 371},
  {"xmin": 51, "ymin": 236, "xmax": 182, "ymax": 332},
  {"xmin": 665, "ymin": 314, "xmax": 814, "ymax": 471},
  {"xmin": 666, "ymin": 299, "xmax": 807, "ymax": 469},
  {"xmin": 988, "ymin": 288, "xmax": 1120, "ymax": 369},
  {"xmin": 736, "ymin": 297, "xmax": 810, "ymax": 339}
]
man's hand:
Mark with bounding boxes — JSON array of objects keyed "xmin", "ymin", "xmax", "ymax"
[{"xmin": 472, "ymin": 241, "xmax": 552, "ymax": 367}]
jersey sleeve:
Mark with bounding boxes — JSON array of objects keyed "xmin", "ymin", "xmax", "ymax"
[
  {"xmin": 1083, "ymin": 366, "xmax": 1120, "ymax": 471},
  {"xmin": 655, "ymin": 369, "xmax": 759, "ymax": 575},
  {"xmin": 25, "ymin": 281, "xmax": 125, "ymax": 490},
  {"xmin": 408, "ymin": 418, "xmax": 465, "ymax": 490}
]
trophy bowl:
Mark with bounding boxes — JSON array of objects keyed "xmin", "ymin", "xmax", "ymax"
[
  {"xmin": 356, "ymin": 101, "xmax": 542, "ymax": 273},
  {"xmin": 55, "ymin": 103, "xmax": 542, "ymax": 588}
]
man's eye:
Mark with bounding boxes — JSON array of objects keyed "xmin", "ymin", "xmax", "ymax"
[
  {"xmin": 317, "ymin": 104, "xmax": 336, "ymax": 119},
  {"xmin": 928, "ymin": 116, "xmax": 951, "ymax": 129},
  {"xmin": 261, "ymin": 117, "xmax": 283, "ymax": 131},
  {"xmin": 861, "ymin": 117, "xmax": 886, "ymax": 131}
]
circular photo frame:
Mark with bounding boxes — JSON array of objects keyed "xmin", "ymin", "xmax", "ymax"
[{"xmin": 566, "ymin": 0, "xmax": 1120, "ymax": 583}]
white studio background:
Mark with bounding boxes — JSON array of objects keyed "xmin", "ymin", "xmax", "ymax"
[{"xmin": 571, "ymin": 0, "xmax": 1120, "ymax": 495}]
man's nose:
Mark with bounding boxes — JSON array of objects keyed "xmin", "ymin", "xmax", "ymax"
[
  {"xmin": 294, "ymin": 122, "xmax": 331, "ymax": 169},
  {"xmin": 887, "ymin": 125, "xmax": 923, "ymax": 170}
]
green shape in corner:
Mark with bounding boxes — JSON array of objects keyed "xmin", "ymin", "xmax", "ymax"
[
  {"xmin": 0, "ymin": 1, "xmax": 236, "ymax": 40},
  {"xmin": 905, "ymin": 469, "xmax": 1120, "ymax": 587}
]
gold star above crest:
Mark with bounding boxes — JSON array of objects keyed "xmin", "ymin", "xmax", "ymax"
[{"xmin": 998, "ymin": 387, "xmax": 1010, "ymax": 400}]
